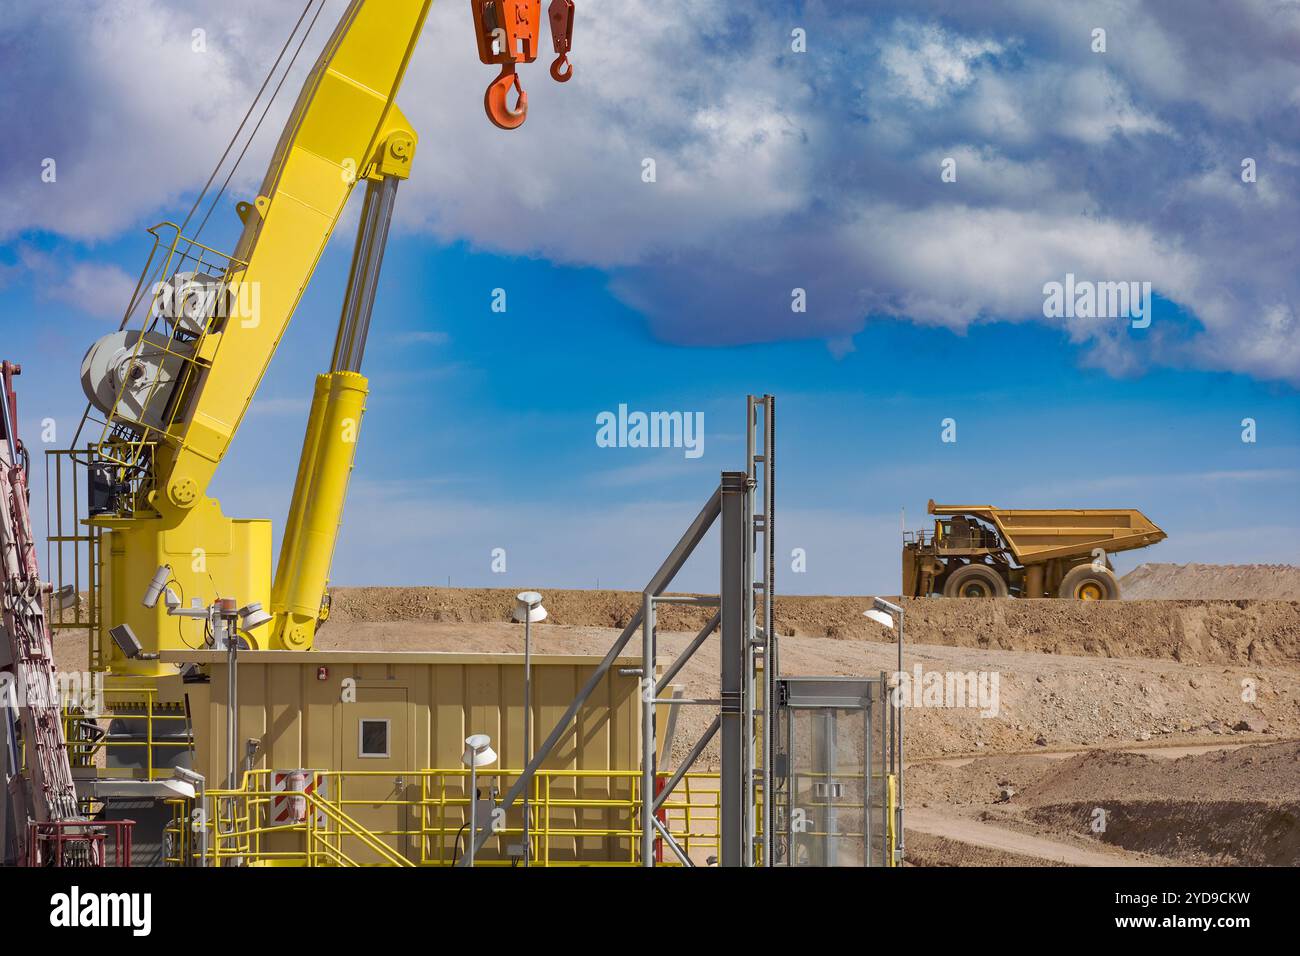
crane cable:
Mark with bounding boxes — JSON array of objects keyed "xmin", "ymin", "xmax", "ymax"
[
  {"xmin": 69, "ymin": 2, "xmax": 325, "ymax": 458},
  {"xmin": 187, "ymin": 0, "xmax": 330, "ymax": 249},
  {"xmin": 178, "ymin": 0, "xmax": 323, "ymax": 243},
  {"xmin": 108, "ymin": 0, "xmax": 323, "ymax": 341}
]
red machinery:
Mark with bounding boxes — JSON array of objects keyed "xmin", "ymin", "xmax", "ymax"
[{"xmin": 1, "ymin": 361, "xmax": 129, "ymax": 865}]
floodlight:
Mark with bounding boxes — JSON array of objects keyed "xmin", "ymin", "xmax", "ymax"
[
  {"xmin": 108, "ymin": 622, "xmax": 157, "ymax": 660},
  {"xmin": 512, "ymin": 590, "xmax": 545, "ymax": 866},
  {"xmin": 164, "ymin": 779, "xmax": 196, "ymax": 800},
  {"xmin": 866, "ymin": 595, "xmax": 906, "ymax": 862},
  {"xmin": 873, "ymin": 596, "xmax": 903, "ymax": 616},
  {"xmin": 53, "ymin": 585, "xmax": 77, "ymax": 611},
  {"xmin": 238, "ymin": 602, "xmax": 273, "ymax": 631},
  {"xmin": 141, "ymin": 564, "xmax": 172, "ymax": 609},
  {"xmin": 172, "ymin": 767, "xmax": 205, "ymax": 788},
  {"xmin": 463, "ymin": 734, "xmax": 497, "ymax": 768},
  {"xmin": 512, "ymin": 591, "xmax": 547, "ymax": 623},
  {"xmin": 863, "ymin": 609, "xmax": 895, "ymax": 629},
  {"xmin": 463, "ymin": 733, "xmax": 497, "ymax": 867}
]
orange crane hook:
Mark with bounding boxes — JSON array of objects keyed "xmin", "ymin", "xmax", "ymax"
[
  {"xmin": 485, "ymin": 63, "xmax": 529, "ymax": 130},
  {"xmin": 548, "ymin": 0, "xmax": 575, "ymax": 82},
  {"xmin": 470, "ymin": 0, "xmax": 573, "ymax": 128}
]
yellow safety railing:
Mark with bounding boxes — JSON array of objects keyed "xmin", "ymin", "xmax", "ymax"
[
  {"xmin": 90, "ymin": 222, "xmax": 248, "ymax": 494},
  {"xmin": 416, "ymin": 768, "xmax": 721, "ymax": 867},
  {"xmin": 176, "ymin": 768, "xmax": 721, "ymax": 867},
  {"xmin": 163, "ymin": 798, "xmax": 190, "ymax": 866},
  {"xmin": 304, "ymin": 789, "xmax": 415, "ymax": 867},
  {"xmin": 166, "ymin": 767, "xmax": 899, "ymax": 868},
  {"xmin": 887, "ymin": 772, "xmax": 898, "ymax": 865},
  {"xmin": 62, "ymin": 686, "xmax": 191, "ymax": 781}
]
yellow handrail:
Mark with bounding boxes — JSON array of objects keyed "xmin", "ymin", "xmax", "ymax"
[
  {"xmin": 179, "ymin": 766, "xmax": 900, "ymax": 868},
  {"xmin": 304, "ymin": 790, "xmax": 414, "ymax": 868}
]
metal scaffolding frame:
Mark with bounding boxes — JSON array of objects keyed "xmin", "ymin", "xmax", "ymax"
[
  {"xmin": 747, "ymin": 394, "xmax": 776, "ymax": 864},
  {"xmin": 458, "ymin": 394, "xmax": 777, "ymax": 867}
]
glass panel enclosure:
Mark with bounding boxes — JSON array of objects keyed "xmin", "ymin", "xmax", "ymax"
[{"xmin": 773, "ymin": 676, "xmax": 896, "ymax": 867}]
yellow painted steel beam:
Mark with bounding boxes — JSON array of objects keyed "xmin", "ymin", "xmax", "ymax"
[
  {"xmin": 94, "ymin": 1, "xmax": 431, "ymax": 670},
  {"xmin": 152, "ymin": 0, "xmax": 431, "ymax": 515},
  {"xmin": 270, "ymin": 371, "xmax": 368, "ymax": 649},
  {"xmin": 271, "ymin": 373, "xmax": 331, "ymax": 618}
]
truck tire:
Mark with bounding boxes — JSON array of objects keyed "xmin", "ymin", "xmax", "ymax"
[
  {"xmin": 1058, "ymin": 564, "xmax": 1120, "ymax": 600},
  {"xmin": 943, "ymin": 564, "xmax": 1008, "ymax": 598}
]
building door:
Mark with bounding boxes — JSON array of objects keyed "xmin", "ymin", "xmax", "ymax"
[{"xmin": 338, "ymin": 686, "xmax": 410, "ymax": 862}]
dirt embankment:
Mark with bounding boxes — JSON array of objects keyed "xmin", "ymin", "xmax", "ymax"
[
  {"xmin": 1121, "ymin": 563, "xmax": 1300, "ymax": 600},
  {"xmin": 903, "ymin": 830, "xmax": 1070, "ymax": 867},
  {"xmin": 330, "ymin": 587, "xmax": 1300, "ymax": 668},
  {"xmin": 318, "ymin": 616, "xmax": 1300, "ymax": 765},
  {"xmin": 909, "ymin": 742, "xmax": 1300, "ymax": 866},
  {"xmin": 1017, "ymin": 744, "xmax": 1300, "ymax": 866}
]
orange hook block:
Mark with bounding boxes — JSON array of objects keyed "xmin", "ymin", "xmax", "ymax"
[
  {"xmin": 470, "ymin": 1, "xmax": 572, "ymax": 127},
  {"xmin": 471, "ymin": 1, "xmax": 542, "ymax": 128},
  {"xmin": 484, "ymin": 63, "xmax": 529, "ymax": 130},
  {"xmin": 471, "ymin": 1, "xmax": 542, "ymax": 66},
  {"xmin": 548, "ymin": 0, "xmax": 575, "ymax": 82}
]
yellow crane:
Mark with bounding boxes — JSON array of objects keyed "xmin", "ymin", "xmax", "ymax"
[{"xmin": 72, "ymin": 0, "xmax": 575, "ymax": 678}]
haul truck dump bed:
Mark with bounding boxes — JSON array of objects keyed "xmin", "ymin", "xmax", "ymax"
[{"xmin": 903, "ymin": 500, "xmax": 1166, "ymax": 600}]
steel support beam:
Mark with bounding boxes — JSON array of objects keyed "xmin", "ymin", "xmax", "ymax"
[
  {"xmin": 760, "ymin": 396, "xmax": 776, "ymax": 865},
  {"xmin": 331, "ymin": 175, "xmax": 400, "ymax": 374},
  {"xmin": 655, "ymin": 609, "xmax": 720, "ymax": 693},
  {"xmin": 458, "ymin": 487, "xmax": 722, "ymax": 866},
  {"xmin": 719, "ymin": 470, "xmax": 748, "ymax": 866},
  {"xmin": 640, "ymin": 589, "xmax": 655, "ymax": 866},
  {"xmin": 652, "ymin": 814, "xmax": 693, "ymax": 866},
  {"xmin": 653, "ymin": 715, "xmax": 719, "ymax": 813}
]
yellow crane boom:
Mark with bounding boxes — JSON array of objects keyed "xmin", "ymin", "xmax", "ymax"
[
  {"xmin": 157, "ymin": 0, "xmax": 430, "ymax": 513},
  {"xmin": 75, "ymin": 0, "xmax": 575, "ymax": 672}
]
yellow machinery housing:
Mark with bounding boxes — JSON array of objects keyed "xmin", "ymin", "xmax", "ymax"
[{"xmin": 68, "ymin": 0, "xmax": 434, "ymax": 678}]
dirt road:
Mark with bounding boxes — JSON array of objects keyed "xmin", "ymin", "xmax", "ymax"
[{"xmin": 905, "ymin": 807, "xmax": 1155, "ymax": 866}]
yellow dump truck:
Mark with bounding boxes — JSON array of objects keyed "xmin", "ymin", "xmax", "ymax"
[{"xmin": 903, "ymin": 500, "xmax": 1166, "ymax": 599}]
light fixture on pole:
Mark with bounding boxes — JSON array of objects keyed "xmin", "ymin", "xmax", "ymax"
[
  {"xmin": 512, "ymin": 591, "xmax": 546, "ymax": 867},
  {"xmin": 163, "ymin": 594, "xmax": 272, "ymax": 789},
  {"xmin": 862, "ymin": 608, "xmax": 894, "ymax": 629},
  {"xmin": 462, "ymin": 733, "xmax": 497, "ymax": 867},
  {"xmin": 864, "ymin": 596, "xmax": 905, "ymax": 864},
  {"xmin": 172, "ymin": 767, "xmax": 208, "ymax": 866}
]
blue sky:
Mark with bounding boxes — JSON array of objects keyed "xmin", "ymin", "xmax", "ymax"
[{"xmin": 1, "ymin": 0, "xmax": 1297, "ymax": 594}]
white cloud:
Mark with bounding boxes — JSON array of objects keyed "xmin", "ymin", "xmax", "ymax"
[
  {"xmin": 3, "ymin": 0, "xmax": 1300, "ymax": 385},
  {"xmin": 879, "ymin": 22, "xmax": 1004, "ymax": 107},
  {"xmin": 19, "ymin": 249, "xmax": 137, "ymax": 321},
  {"xmin": 51, "ymin": 263, "xmax": 138, "ymax": 321},
  {"xmin": 0, "ymin": 0, "xmax": 269, "ymax": 240}
]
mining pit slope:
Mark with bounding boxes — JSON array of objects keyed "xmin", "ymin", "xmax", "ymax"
[
  {"xmin": 53, "ymin": 577, "xmax": 1300, "ymax": 868},
  {"xmin": 1120, "ymin": 563, "xmax": 1300, "ymax": 600},
  {"xmin": 908, "ymin": 742, "xmax": 1300, "ymax": 866},
  {"xmin": 330, "ymin": 586, "xmax": 1300, "ymax": 667}
]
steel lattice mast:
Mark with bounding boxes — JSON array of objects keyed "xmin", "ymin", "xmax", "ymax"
[{"xmin": 0, "ymin": 362, "xmax": 80, "ymax": 861}]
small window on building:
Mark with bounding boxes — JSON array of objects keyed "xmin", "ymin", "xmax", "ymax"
[{"xmin": 358, "ymin": 719, "xmax": 390, "ymax": 758}]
